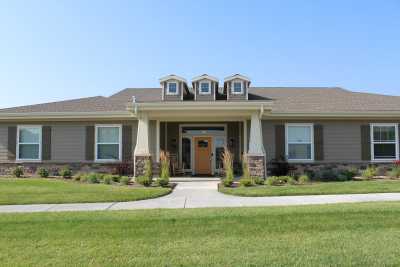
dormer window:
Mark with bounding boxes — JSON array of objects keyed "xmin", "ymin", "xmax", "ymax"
[
  {"xmin": 167, "ymin": 82, "xmax": 178, "ymax": 95},
  {"xmin": 200, "ymin": 82, "xmax": 211, "ymax": 94},
  {"xmin": 232, "ymin": 81, "xmax": 243, "ymax": 94}
]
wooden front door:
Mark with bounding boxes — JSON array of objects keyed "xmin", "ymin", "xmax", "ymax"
[{"xmin": 194, "ymin": 136, "xmax": 212, "ymax": 175}]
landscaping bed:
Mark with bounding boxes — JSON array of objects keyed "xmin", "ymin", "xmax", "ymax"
[
  {"xmin": 0, "ymin": 178, "xmax": 172, "ymax": 205},
  {"xmin": 2, "ymin": 202, "xmax": 400, "ymax": 266}
]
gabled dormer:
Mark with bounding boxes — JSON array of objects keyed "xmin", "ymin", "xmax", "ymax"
[
  {"xmin": 224, "ymin": 74, "xmax": 251, "ymax": 101},
  {"xmin": 159, "ymin": 74, "xmax": 191, "ymax": 101},
  {"xmin": 192, "ymin": 74, "xmax": 219, "ymax": 101}
]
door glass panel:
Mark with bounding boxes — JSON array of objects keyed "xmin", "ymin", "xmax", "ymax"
[
  {"xmin": 198, "ymin": 140, "xmax": 208, "ymax": 148},
  {"xmin": 182, "ymin": 137, "xmax": 191, "ymax": 169}
]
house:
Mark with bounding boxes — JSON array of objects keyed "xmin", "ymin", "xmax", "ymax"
[{"xmin": 0, "ymin": 73, "xmax": 400, "ymax": 177}]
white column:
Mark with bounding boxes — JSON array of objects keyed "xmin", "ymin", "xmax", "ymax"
[
  {"xmin": 156, "ymin": 120, "xmax": 160, "ymax": 162},
  {"xmin": 134, "ymin": 113, "xmax": 150, "ymax": 156},
  {"xmin": 248, "ymin": 113, "xmax": 265, "ymax": 155},
  {"xmin": 243, "ymin": 120, "xmax": 248, "ymax": 153}
]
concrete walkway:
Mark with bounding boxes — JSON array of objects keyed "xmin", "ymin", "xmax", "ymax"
[{"xmin": 1, "ymin": 181, "xmax": 400, "ymax": 213}]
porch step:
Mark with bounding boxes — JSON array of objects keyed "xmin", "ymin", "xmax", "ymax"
[{"xmin": 170, "ymin": 177, "xmax": 221, "ymax": 182}]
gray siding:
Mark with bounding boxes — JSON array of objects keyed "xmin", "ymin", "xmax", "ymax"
[
  {"xmin": 262, "ymin": 120, "xmax": 366, "ymax": 163},
  {"xmin": 163, "ymin": 80, "xmax": 182, "ymax": 101},
  {"xmin": 51, "ymin": 126, "xmax": 86, "ymax": 161},
  {"xmin": 0, "ymin": 126, "xmax": 8, "ymax": 161},
  {"xmin": 323, "ymin": 122, "xmax": 362, "ymax": 162}
]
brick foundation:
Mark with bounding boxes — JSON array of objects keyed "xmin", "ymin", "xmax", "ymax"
[
  {"xmin": 134, "ymin": 155, "xmax": 152, "ymax": 177},
  {"xmin": 247, "ymin": 154, "xmax": 266, "ymax": 178},
  {"xmin": 0, "ymin": 162, "xmax": 134, "ymax": 177}
]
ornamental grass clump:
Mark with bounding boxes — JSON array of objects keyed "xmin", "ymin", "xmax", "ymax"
[
  {"xmin": 298, "ymin": 174, "xmax": 310, "ymax": 185},
  {"xmin": 222, "ymin": 149, "xmax": 234, "ymax": 187},
  {"xmin": 362, "ymin": 166, "xmax": 377, "ymax": 180},
  {"xmin": 158, "ymin": 151, "xmax": 170, "ymax": 187},
  {"xmin": 239, "ymin": 154, "xmax": 254, "ymax": 187}
]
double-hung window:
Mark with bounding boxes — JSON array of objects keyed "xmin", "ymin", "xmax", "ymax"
[
  {"xmin": 232, "ymin": 81, "xmax": 243, "ymax": 94},
  {"xmin": 371, "ymin": 124, "xmax": 399, "ymax": 161},
  {"xmin": 167, "ymin": 82, "xmax": 178, "ymax": 95},
  {"xmin": 95, "ymin": 125, "xmax": 122, "ymax": 161},
  {"xmin": 286, "ymin": 124, "xmax": 314, "ymax": 161},
  {"xmin": 200, "ymin": 82, "xmax": 210, "ymax": 94},
  {"xmin": 17, "ymin": 126, "xmax": 42, "ymax": 161}
]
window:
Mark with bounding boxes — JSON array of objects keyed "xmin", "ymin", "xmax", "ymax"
[
  {"xmin": 95, "ymin": 125, "xmax": 121, "ymax": 161},
  {"xmin": 232, "ymin": 81, "xmax": 243, "ymax": 94},
  {"xmin": 371, "ymin": 124, "xmax": 398, "ymax": 161},
  {"xmin": 17, "ymin": 126, "xmax": 42, "ymax": 160},
  {"xmin": 200, "ymin": 82, "xmax": 210, "ymax": 94},
  {"xmin": 167, "ymin": 82, "xmax": 178, "ymax": 95},
  {"xmin": 286, "ymin": 124, "xmax": 314, "ymax": 161}
]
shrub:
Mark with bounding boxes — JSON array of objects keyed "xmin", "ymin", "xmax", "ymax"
[
  {"xmin": 112, "ymin": 175, "xmax": 121, "ymax": 183},
  {"xmin": 362, "ymin": 166, "xmax": 377, "ymax": 180},
  {"xmin": 239, "ymin": 178, "xmax": 254, "ymax": 187},
  {"xmin": 253, "ymin": 177, "xmax": 264, "ymax": 185},
  {"xmin": 136, "ymin": 176, "xmax": 152, "ymax": 186},
  {"xmin": 286, "ymin": 176, "xmax": 297, "ymax": 185},
  {"xmin": 314, "ymin": 168, "xmax": 339, "ymax": 182},
  {"xmin": 86, "ymin": 173, "xmax": 99, "ymax": 184},
  {"xmin": 103, "ymin": 175, "xmax": 113, "ymax": 184},
  {"xmin": 241, "ymin": 154, "xmax": 251, "ymax": 180},
  {"xmin": 298, "ymin": 174, "xmax": 310, "ymax": 185},
  {"xmin": 159, "ymin": 151, "xmax": 170, "ymax": 187},
  {"xmin": 157, "ymin": 177, "xmax": 169, "ymax": 187},
  {"xmin": 59, "ymin": 167, "xmax": 72, "ymax": 179},
  {"xmin": 266, "ymin": 176, "xmax": 286, "ymax": 186},
  {"xmin": 343, "ymin": 167, "xmax": 358, "ymax": 180},
  {"xmin": 222, "ymin": 149, "xmax": 234, "ymax": 187},
  {"xmin": 120, "ymin": 176, "xmax": 130, "ymax": 185},
  {"xmin": 37, "ymin": 167, "xmax": 49, "ymax": 178},
  {"xmin": 13, "ymin": 166, "xmax": 24, "ymax": 178},
  {"xmin": 388, "ymin": 167, "xmax": 400, "ymax": 179}
]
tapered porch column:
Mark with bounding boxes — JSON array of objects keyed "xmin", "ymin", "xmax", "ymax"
[
  {"xmin": 247, "ymin": 113, "xmax": 266, "ymax": 178},
  {"xmin": 134, "ymin": 113, "xmax": 151, "ymax": 177}
]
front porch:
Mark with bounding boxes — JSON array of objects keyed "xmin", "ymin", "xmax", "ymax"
[{"xmin": 133, "ymin": 108, "xmax": 267, "ymax": 178}]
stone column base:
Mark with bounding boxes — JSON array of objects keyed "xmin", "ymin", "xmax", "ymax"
[
  {"xmin": 134, "ymin": 155, "xmax": 152, "ymax": 177},
  {"xmin": 247, "ymin": 154, "xmax": 266, "ymax": 178}
]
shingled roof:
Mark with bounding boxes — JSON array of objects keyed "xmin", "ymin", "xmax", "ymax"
[{"xmin": 1, "ymin": 87, "xmax": 400, "ymax": 115}]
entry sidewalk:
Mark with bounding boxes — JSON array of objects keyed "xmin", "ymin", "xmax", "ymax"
[{"xmin": 1, "ymin": 181, "xmax": 400, "ymax": 213}]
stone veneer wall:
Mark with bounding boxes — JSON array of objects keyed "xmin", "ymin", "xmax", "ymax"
[
  {"xmin": 247, "ymin": 155, "xmax": 266, "ymax": 178},
  {"xmin": 0, "ymin": 162, "xmax": 134, "ymax": 176},
  {"xmin": 134, "ymin": 155, "xmax": 152, "ymax": 177}
]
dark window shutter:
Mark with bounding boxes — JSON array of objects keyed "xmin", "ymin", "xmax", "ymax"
[
  {"xmin": 275, "ymin": 125, "xmax": 285, "ymax": 159},
  {"xmin": 314, "ymin": 124, "xmax": 324, "ymax": 161},
  {"xmin": 361, "ymin": 125, "xmax": 371, "ymax": 161},
  {"xmin": 8, "ymin": 126, "xmax": 17, "ymax": 160},
  {"xmin": 122, "ymin": 125, "xmax": 133, "ymax": 161},
  {"xmin": 86, "ymin": 126, "xmax": 95, "ymax": 161},
  {"xmin": 42, "ymin": 126, "xmax": 52, "ymax": 160}
]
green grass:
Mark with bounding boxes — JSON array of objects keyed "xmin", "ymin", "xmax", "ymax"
[
  {"xmin": 0, "ymin": 178, "xmax": 171, "ymax": 205},
  {"xmin": 1, "ymin": 202, "xmax": 400, "ymax": 266},
  {"xmin": 220, "ymin": 180, "xmax": 400, "ymax": 197}
]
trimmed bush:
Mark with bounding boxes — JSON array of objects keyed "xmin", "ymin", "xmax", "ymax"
[
  {"xmin": 239, "ymin": 178, "xmax": 254, "ymax": 187},
  {"xmin": 13, "ymin": 166, "xmax": 24, "ymax": 178},
  {"xmin": 59, "ymin": 167, "xmax": 72, "ymax": 179},
  {"xmin": 266, "ymin": 176, "xmax": 285, "ymax": 186},
  {"xmin": 37, "ymin": 167, "xmax": 49, "ymax": 178},
  {"xmin": 253, "ymin": 177, "xmax": 264, "ymax": 185},
  {"xmin": 287, "ymin": 176, "xmax": 297, "ymax": 185},
  {"xmin": 157, "ymin": 177, "xmax": 169, "ymax": 187},
  {"xmin": 86, "ymin": 173, "xmax": 99, "ymax": 184},
  {"xmin": 362, "ymin": 166, "xmax": 377, "ymax": 180},
  {"xmin": 136, "ymin": 176, "xmax": 152, "ymax": 186},
  {"xmin": 120, "ymin": 176, "xmax": 130, "ymax": 185},
  {"xmin": 388, "ymin": 167, "xmax": 400, "ymax": 179},
  {"xmin": 103, "ymin": 175, "xmax": 113, "ymax": 184},
  {"xmin": 298, "ymin": 174, "xmax": 310, "ymax": 185}
]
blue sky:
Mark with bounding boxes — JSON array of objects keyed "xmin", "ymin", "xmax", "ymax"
[{"xmin": 0, "ymin": 0, "xmax": 399, "ymax": 108}]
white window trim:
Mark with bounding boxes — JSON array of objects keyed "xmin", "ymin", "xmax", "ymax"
[
  {"xmin": 285, "ymin": 123, "xmax": 314, "ymax": 162},
  {"xmin": 199, "ymin": 81, "xmax": 211, "ymax": 95},
  {"xmin": 16, "ymin": 125, "xmax": 42, "ymax": 161},
  {"xmin": 166, "ymin": 81, "xmax": 179, "ymax": 96},
  {"xmin": 95, "ymin": 124, "xmax": 122, "ymax": 162},
  {"xmin": 370, "ymin": 123, "xmax": 399, "ymax": 162},
  {"xmin": 231, "ymin": 80, "xmax": 244, "ymax": 95}
]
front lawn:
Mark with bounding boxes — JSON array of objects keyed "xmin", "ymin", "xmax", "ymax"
[
  {"xmin": 220, "ymin": 180, "xmax": 400, "ymax": 197},
  {"xmin": 0, "ymin": 178, "xmax": 171, "ymax": 205},
  {"xmin": 1, "ymin": 202, "xmax": 400, "ymax": 266}
]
